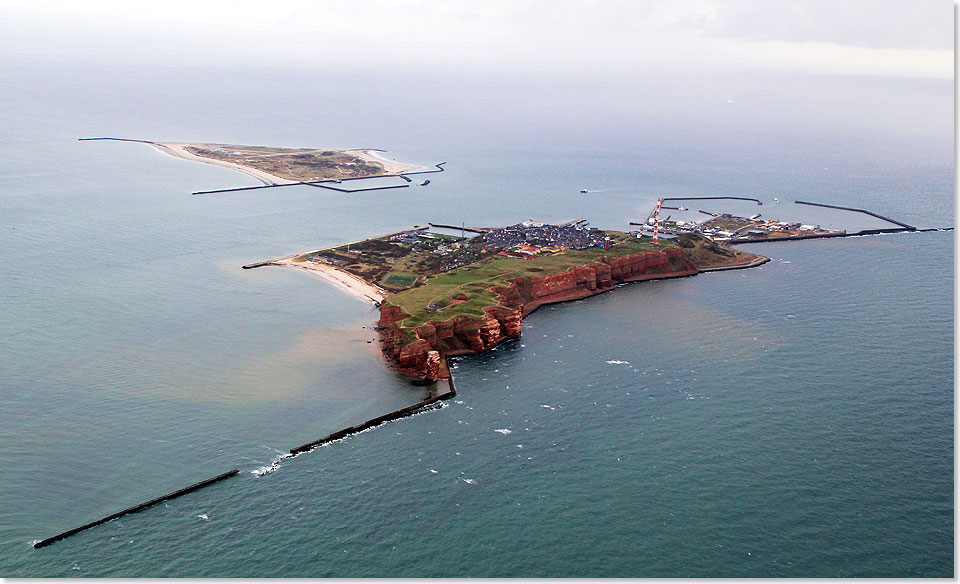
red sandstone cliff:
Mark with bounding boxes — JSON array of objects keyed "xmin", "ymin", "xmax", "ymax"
[{"xmin": 378, "ymin": 248, "xmax": 698, "ymax": 381}]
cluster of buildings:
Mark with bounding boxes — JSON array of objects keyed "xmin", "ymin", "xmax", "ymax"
[
  {"xmin": 481, "ymin": 222, "xmax": 606, "ymax": 254},
  {"xmin": 649, "ymin": 213, "xmax": 840, "ymax": 242},
  {"xmin": 699, "ymin": 216, "xmax": 839, "ymax": 240},
  {"xmin": 390, "ymin": 230, "xmax": 437, "ymax": 244},
  {"xmin": 386, "ymin": 229, "xmax": 483, "ymax": 271}
]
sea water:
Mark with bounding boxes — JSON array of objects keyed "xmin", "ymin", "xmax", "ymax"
[{"xmin": 0, "ymin": 59, "xmax": 952, "ymax": 577}]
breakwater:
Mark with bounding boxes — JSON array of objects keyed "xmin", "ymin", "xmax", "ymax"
[
  {"xmin": 428, "ymin": 223, "xmax": 489, "ymax": 234},
  {"xmin": 194, "ymin": 162, "xmax": 447, "ymax": 195},
  {"xmin": 193, "ymin": 182, "xmax": 306, "ymax": 195},
  {"xmin": 33, "ymin": 469, "xmax": 239, "ymax": 549},
  {"xmin": 662, "ymin": 196, "xmax": 763, "ymax": 205},
  {"xmin": 289, "ymin": 379, "xmax": 456, "ymax": 455},
  {"xmin": 794, "ymin": 200, "xmax": 916, "ymax": 230},
  {"xmin": 193, "ymin": 176, "xmax": 411, "ymax": 196},
  {"xmin": 698, "ymin": 255, "xmax": 771, "ymax": 271},
  {"xmin": 305, "ymin": 182, "xmax": 409, "ymax": 193},
  {"xmin": 35, "ymin": 368, "xmax": 459, "ymax": 546},
  {"xmin": 396, "ymin": 161, "xmax": 447, "ymax": 176},
  {"xmin": 729, "ymin": 228, "xmax": 913, "ymax": 245}
]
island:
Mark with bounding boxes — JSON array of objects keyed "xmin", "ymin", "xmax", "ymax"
[
  {"xmin": 268, "ymin": 220, "xmax": 770, "ymax": 382},
  {"xmin": 78, "ymin": 138, "xmax": 426, "ymax": 186}
]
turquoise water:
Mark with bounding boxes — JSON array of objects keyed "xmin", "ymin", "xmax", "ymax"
[{"xmin": 0, "ymin": 59, "xmax": 953, "ymax": 577}]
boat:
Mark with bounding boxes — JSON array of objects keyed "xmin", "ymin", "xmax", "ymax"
[
  {"xmin": 580, "ymin": 189, "xmax": 589, "ymax": 193},
  {"xmin": 420, "ymin": 179, "xmax": 431, "ymax": 186}
]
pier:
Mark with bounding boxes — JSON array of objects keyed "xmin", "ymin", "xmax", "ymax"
[{"xmin": 34, "ymin": 469, "xmax": 239, "ymax": 549}]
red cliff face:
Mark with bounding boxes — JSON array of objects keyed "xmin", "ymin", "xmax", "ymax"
[
  {"xmin": 378, "ymin": 248, "xmax": 698, "ymax": 381},
  {"xmin": 512, "ymin": 248, "xmax": 696, "ymax": 315}
]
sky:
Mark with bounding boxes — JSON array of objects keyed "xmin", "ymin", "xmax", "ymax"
[{"xmin": 0, "ymin": 0, "xmax": 953, "ymax": 79}]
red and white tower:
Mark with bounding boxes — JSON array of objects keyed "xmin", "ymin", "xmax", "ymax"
[{"xmin": 653, "ymin": 197, "xmax": 663, "ymax": 242}]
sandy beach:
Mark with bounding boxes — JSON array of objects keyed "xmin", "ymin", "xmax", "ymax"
[
  {"xmin": 150, "ymin": 142, "xmax": 298, "ymax": 185},
  {"xmin": 352, "ymin": 149, "xmax": 427, "ymax": 174},
  {"xmin": 274, "ymin": 258, "xmax": 386, "ymax": 306}
]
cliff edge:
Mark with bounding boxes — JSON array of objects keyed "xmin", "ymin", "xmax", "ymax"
[{"xmin": 377, "ymin": 246, "xmax": 734, "ymax": 381}]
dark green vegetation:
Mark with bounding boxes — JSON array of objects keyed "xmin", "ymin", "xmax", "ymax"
[
  {"xmin": 186, "ymin": 144, "xmax": 385, "ymax": 181},
  {"xmin": 387, "ymin": 233, "xmax": 684, "ymax": 329},
  {"xmin": 297, "ymin": 231, "xmax": 482, "ymax": 292}
]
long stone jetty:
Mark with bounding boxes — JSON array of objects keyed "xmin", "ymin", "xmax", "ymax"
[
  {"xmin": 794, "ymin": 200, "xmax": 916, "ymax": 230},
  {"xmin": 33, "ymin": 469, "xmax": 239, "ymax": 549}
]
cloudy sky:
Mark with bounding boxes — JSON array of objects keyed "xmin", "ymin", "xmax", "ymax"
[{"xmin": 0, "ymin": 0, "xmax": 953, "ymax": 78}]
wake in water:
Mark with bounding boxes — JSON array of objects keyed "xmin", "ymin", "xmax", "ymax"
[{"xmin": 252, "ymin": 452, "xmax": 295, "ymax": 477}]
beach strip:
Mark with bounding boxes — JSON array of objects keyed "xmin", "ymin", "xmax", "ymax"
[
  {"xmin": 353, "ymin": 149, "xmax": 427, "ymax": 174},
  {"xmin": 274, "ymin": 258, "xmax": 386, "ymax": 305},
  {"xmin": 150, "ymin": 142, "xmax": 297, "ymax": 186}
]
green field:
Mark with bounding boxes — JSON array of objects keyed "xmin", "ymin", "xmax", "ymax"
[
  {"xmin": 381, "ymin": 272, "xmax": 419, "ymax": 288},
  {"xmin": 388, "ymin": 233, "xmax": 670, "ymax": 329},
  {"xmin": 294, "ymin": 225, "xmax": 750, "ymax": 340}
]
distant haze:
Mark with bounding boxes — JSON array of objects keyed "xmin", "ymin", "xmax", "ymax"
[{"xmin": 0, "ymin": 0, "xmax": 953, "ymax": 79}]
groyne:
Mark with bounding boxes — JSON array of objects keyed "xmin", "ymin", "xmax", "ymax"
[
  {"xmin": 794, "ymin": 200, "xmax": 916, "ymax": 230},
  {"xmin": 33, "ymin": 469, "xmax": 239, "ymax": 549},
  {"xmin": 241, "ymin": 260, "xmax": 278, "ymax": 269}
]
